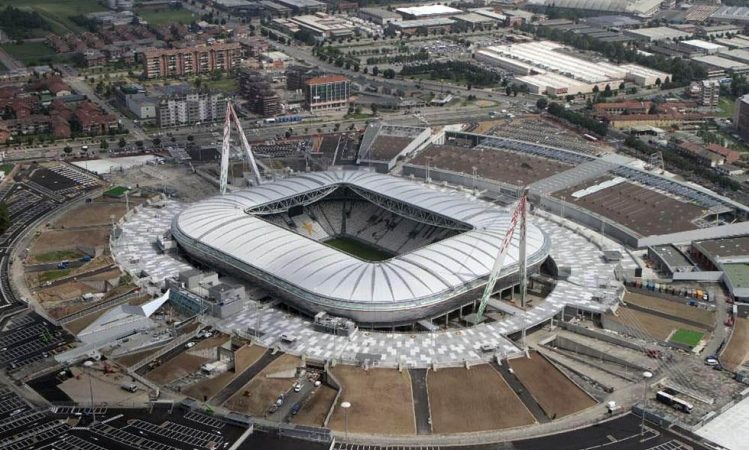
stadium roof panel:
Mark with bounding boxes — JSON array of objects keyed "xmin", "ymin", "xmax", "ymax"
[{"xmin": 173, "ymin": 171, "xmax": 548, "ymax": 309}]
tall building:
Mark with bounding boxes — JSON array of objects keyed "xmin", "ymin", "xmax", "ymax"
[
  {"xmin": 286, "ymin": 65, "xmax": 324, "ymax": 91},
  {"xmin": 141, "ymin": 42, "xmax": 242, "ymax": 79},
  {"xmin": 736, "ymin": 94, "xmax": 749, "ymax": 142},
  {"xmin": 689, "ymin": 79, "xmax": 720, "ymax": 107},
  {"xmin": 304, "ymin": 75, "xmax": 349, "ymax": 111},
  {"xmin": 158, "ymin": 89, "xmax": 227, "ymax": 128},
  {"xmin": 239, "ymin": 69, "xmax": 281, "ymax": 117}
]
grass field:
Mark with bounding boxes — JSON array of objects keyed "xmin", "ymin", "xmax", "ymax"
[
  {"xmin": 0, "ymin": 42, "xmax": 62, "ymax": 66},
  {"xmin": 38, "ymin": 269, "xmax": 71, "ymax": 283},
  {"xmin": 670, "ymin": 329, "xmax": 705, "ymax": 348},
  {"xmin": 136, "ymin": 6, "xmax": 196, "ymax": 26},
  {"xmin": 324, "ymin": 237, "xmax": 394, "ymax": 261},
  {"xmin": 0, "ymin": 163, "xmax": 13, "ymax": 174},
  {"xmin": 0, "ymin": 0, "xmax": 106, "ymax": 35},
  {"xmin": 199, "ymin": 77, "xmax": 239, "ymax": 93},
  {"xmin": 104, "ymin": 186, "xmax": 129, "ymax": 197},
  {"xmin": 34, "ymin": 249, "xmax": 83, "ymax": 263},
  {"xmin": 719, "ymin": 97, "xmax": 736, "ymax": 119}
]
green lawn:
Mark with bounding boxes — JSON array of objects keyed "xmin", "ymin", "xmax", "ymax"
[
  {"xmin": 0, "ymin": 0, "xmax": 107, "ymax": 34},
  {"xmin": 199, "ymin": 77, "xmax": 239, "ymax": 93},
  {"xmin": 719, "ymin": 96, "xmax": 736, "ymax": 119},
  {"xmin": 38, "ymin": 269, "xmax": 72, "ymax": 283},
  {"xmin": 104, "ymin": 186, "xmax": 129, "ymax": 197},
  {"xmin": 34, "ymin": 249, "xmax": 83, "ymax": 263},
  {"xmin": 136, "ymin": 6, "xmax": 196, "ymax": 26},
  {"xmin": 0, "ymin": 42, "xmax": 64, "ymax": 66},
  {"xmin": 669, "ymin": 329, "xmax": 704, "ymax": 348},
  {"xmin": 324, "ymin": 237, "xmax": 394, "ymax": 261},
  {"xmin": 0, "ymin": 163, "xmax": 13, "ymax": 174}
]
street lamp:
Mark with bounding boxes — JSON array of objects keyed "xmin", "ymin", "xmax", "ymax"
[
  {"xmin": 341, "ymin": 401, "xmax": 351, "ymax": 442},
  {"xmin": 640, "ymin": 370, "xmax": 653, "ymax": 442},
  {"xmin": 82, "ymin": 360, "xmax": 97, "ymax": 425}
]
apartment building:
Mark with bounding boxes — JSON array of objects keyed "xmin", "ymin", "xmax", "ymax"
[
  {"xmin": 142, "ymin": 42, "xmax": 242, "ymax": 79},
  {"xmin": 158, "ymin": 89, "xmax": 227, "ymax": 127}
]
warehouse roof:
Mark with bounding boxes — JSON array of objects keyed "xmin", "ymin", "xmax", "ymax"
[
  {"xmin": 396, "ymin": 4, "xmax": 462, "ymax": 17},
  {"xmin": 681, "ymin": 39, "xmax": 727, "ymax": 52},
  {"xmin": 693, "ymin": 55, "xmax": 749, "ymax": 70}
]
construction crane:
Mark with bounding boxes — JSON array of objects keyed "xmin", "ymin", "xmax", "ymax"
[
  {"xmin": 475, "ymin": 190, "xmax": 528, "ymax": 325},
  {"xmin": 220, "ymin": 100, "xmax": 262, "ymax": 195}
]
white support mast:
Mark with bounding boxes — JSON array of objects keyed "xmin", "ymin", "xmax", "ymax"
[
  {"xmin": 475, "ymin": 190, "xmax": 528, "ymax": 324},
  {"xmin": 219, "ymin": 100, "xmax": 262, "ymax": 195}
]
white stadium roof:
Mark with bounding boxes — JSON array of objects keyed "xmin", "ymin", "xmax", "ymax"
[{"xmin": 173, "ymin": 171, "xmax": 548, "ymax": 314}]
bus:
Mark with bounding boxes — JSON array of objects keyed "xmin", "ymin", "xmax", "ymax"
[{"xmin": 655, "ymin": 391, "xmax": 693, "ymax": 413}]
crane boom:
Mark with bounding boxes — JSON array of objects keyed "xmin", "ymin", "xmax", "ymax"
[
  {"xmin": 219, "ymin": 100, "xmax": 262, "ymax": 195},
  {"xmin": 475, "ymin": 192, "xmax": 527, "ymax": 322},
  {"xmin": 229, "ymin": 102, "xmax": 262, "ymax": 186}
]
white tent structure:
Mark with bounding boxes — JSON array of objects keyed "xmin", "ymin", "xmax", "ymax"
[{"xmin": 77, "ymin": 290, "xmax": 171, "ymax": 345}]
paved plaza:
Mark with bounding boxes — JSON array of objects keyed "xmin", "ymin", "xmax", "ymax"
[{"xmin": 111, "ymin": 197, "xmax": 637, "ymax": 368}]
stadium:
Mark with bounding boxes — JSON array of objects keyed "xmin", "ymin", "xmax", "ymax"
[{"xmin": 172, "ymin": 170, "xmax": 550, "ymax": 326}]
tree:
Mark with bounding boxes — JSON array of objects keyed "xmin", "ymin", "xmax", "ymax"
[
  {"xmin": 383, "ymin": 68, "xmax": 396, "ymax": 79},
  {"xmin": 152, "ymin": 138, "xmax": 161, "ymax": 147},
  {"xmin": 536, "ymin": 98, "xmax": 548, "ymax": 110},
  {"xmin": 100, "ymin": 139, "xmax": 108, "ymax": 151},
  {"xmin": 118, "ymin": 138, "xmax": 126, "ymax": 149},
  {"xmin": 63, "ymin": 146, "xmax": 73, "ymax": 155},
  {"xmin": 372, "ymin": 66, "xmax": 379, "ymax": 76},
  {"xmin": 187, "ymin": 135, "xmax": 194, "ymax": 142},
  {"xmin": 505, "ymin": 86, "xmax": 511, "ymax": 96},
  {"xmin": 0, "ymin": 203, "xmax": 9, "ymax": 234}
]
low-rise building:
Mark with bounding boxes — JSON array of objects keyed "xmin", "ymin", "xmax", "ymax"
[
  {"xmin": 624, "ymin": 26, "xmax": 692, "ymax": 42},
  {"xmin": 387, "ymin": 18, "xmax": 455, "ymax": 36},
  {"xmin": 358, "ymin": 7, "xmax": 401, "ymax": 25},
  {"xmin": 126, "ymin": 94, "xmax": 158, "ymax": 123},
  {"xmin": 675, "ymin": 140, "xmax": 725, "ymax": 167}
]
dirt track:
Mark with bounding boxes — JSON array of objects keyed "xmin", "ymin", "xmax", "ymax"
[
  {"xmin": 428, "ymin": 365, "xmax": 535, "ymax": 433},
  {"xmin": 721, "ymin": 318, "xmax": 749, "ymax": 372},
  {"xmin": 509, "ymin": 352, "xmax": 596, "ymax": 419}
]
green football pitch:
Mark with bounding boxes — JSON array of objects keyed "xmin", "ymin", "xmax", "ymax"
[
  {"xmin": 324, "ymin": 237, "xmax": 394, "ymax": 261},
  {"xmin": 669, "ymin": 329, "xmax": 704, "ymax": 348}
]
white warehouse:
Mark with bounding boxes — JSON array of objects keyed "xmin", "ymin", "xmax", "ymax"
[{"xmin": 476, "ymin": 41, "xmax": 670, "ymax": 95}]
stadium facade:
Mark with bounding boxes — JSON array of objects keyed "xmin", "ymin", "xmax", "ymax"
[{"xmin": 172, "ymin": 171, "xmax": 550, "ymax": 326}]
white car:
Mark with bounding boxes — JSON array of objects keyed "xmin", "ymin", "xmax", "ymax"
[
  {"xmin": 293, "ymin": 383, "xmax": 302, "ymax": 392},
  {"xmin": 185, "ymin": 342, "xmax": 196, "ymax": 349}
]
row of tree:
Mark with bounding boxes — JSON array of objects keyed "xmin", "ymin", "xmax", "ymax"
[
  {"xmin": 0, "ymin": 6, "xmax": 50, "ymax": 40},
  {"xmin": 400, "ymin": 61, "xmax": 500, "ymax": 87},
  {"xmin": 365, "ymin": 51, "xmax": 428, "ymax": 65},
  {"xmin": 547, "ymin": 102, "xmax": 608, "ymax": 136}
]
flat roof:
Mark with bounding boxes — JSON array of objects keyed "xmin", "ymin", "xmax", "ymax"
[
  {"xmin": 359, "ymin": 7, "xmax": 401, "ymax": 19},
  {"xmin": 721, "ymin": 49, "xmax": 749, "ymax": 64},
  {"xmin": 625, "ymin": 26, "xmax": 692, "ymax": 40},
  {"xmin": 693, "ymin": 54, "xmax": 749, "ymax": 70},
  {"xmin": 651, "ymin": 244, "xmax": 692, "ymax": 270},
  {"xmin": 274, "ymin": 0, "xmax": 325, "ymax": 8},
  {"xmin": 681, "ymin": 39, "xmax": 727, "ymax": 51},
  {"xmin": 453, "ymin": 12, "xmax": 496, "ymax": 23},
  {"xmin": 723, "ymin": 263, "xmax": 749, "ymax": 290},
  {"xmin": 695, "ymin": 236, "xmax": 749, "ymax": 260},
  {"xmin": 395, "ymin": 4, "xmax": 462, "ymax": 17},
  {"xmin": 391, "ymin": 18, "xmax": 455, "ymax": 28},
  {"xmin": 305, "ymin": 74, "xmax": 349, "ymax": 85}
]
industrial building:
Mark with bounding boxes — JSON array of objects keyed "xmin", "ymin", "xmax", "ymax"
[
  {"xmin": 395, "ymin": 4, "xmax": 463, "ymax": 20},
  {"xmin": 273, "ymin": 0, "xmax": 326, "ymax": 13},
  {"xmin": 304, "ymin": 75, "xmax": 350, "ymax": 111},
  {"xmin": 283, "ymin": 13, "xmax": 361, "ymax": 40},
  {"xmin": 476, "ymin": 41, "xmax": 667, "ymax": 95},
  {"xmin": 526, "ymin": 0, "xmax": 663, "ymax": 18},
  {"xmin": 141, "ymin": 42, "xmax": 242, "ymax": 79},
  {"xmin": 358, "ymin": 7, "xmax": 401, "ymax": 25},
  {"xmin": 692, "ymin": 55, "xmax": 749, "ymax": 76},
  {"xmin": 624, "ymin": 27, "xmax": 693, "ymax": 42},
  {"xmin": 679, "ymin": 39, "xmax": 727, "ymax": 55},
  {"xmin": 710, "ymin": 6, "xmax": 749, "ymax": 24},
  {"xmin": 387, "ymin": 18, "xmax": 455, "ymax": 36}
]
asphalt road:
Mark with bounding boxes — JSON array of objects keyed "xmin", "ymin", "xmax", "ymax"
[
  {"xmin": 491, "ymin": 360, "xmax": 549, "ymax": 424},
  {"xmin": 409, "ymin": 368, "xmax": 431, "ymax": 435}
]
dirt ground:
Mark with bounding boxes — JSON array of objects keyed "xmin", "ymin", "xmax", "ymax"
[
  {"xmin": 145, "ymin": 353, "xmax": 211, "ymax": 385},
  {"xmin": 509, "ymin": 352, "xmax": 597, "ymax": 419},
  {"xmin": 473, "ymin": 120, "xmax": 506, "ymax": 134},
  {"xmin": 428, "ymin": 365, "xmax": 535, "ymax": 433},
  {"xmin": 607, "ymin": 307, "xmax": 703, "ymax": 341},
  {"xmin": 721, "ymin": 318, "xmax": 749, "ymax": 372},
  {"xmin": 183, "ymin": 345, "xmax": 268, "ymax": 402},
  {"xmin": 54, "ymin": 199, "xmax": 133, "ymax": 228},
  {"xmin": 60, "ymin": 366, "xmax": 150, "ymax": 406},
  {"xmin": 115, "ymin": 348, "xmax": 160, "ymax": 368},
  {"xmin": 31, "ymin": 228, "xmax": 111, "ymax": 257},
  {"xmin": 223, "ymin": 354, "xmax": 302, "ymax": 416},
  {"xmin": 292, "ymin": 385, "xmax": 337, "ymax": 427},
  {"xmin": 328, "ymin": 367, "xmax": 415, "ymax": 435},
  {"xmin": 624, "ymin": 292, "xmax": 714, "ymax": 328}
]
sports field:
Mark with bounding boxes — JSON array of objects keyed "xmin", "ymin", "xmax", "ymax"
[
  {"xmin": 135, "ymin": 6, "xmax": 195, "ymax": 26},
  {"xmin": 669, "ymin": 329, "xmax": 704, "ymax": 348},
  {"xmin": 324, "ymin": 237, "xmax": 394, "ymax": 261}
]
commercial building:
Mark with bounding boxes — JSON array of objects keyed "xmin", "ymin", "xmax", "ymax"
[
  {"xmin": 157, "ymin": 89, "xmax": 227, "ymax": 128},
  {"xmin": 358, "ymin": 7, "xmax": 401, "ymax": 25},
  {"xmin": 284, "ymin": 13, "xmax": 360, "ymax": 40},
  {"xmin": 698, "ymin": 25, "xmax": 742, "ymax": 39},
  {"xmin": 525, "ymin": 0, "xmax": 663, "ymax": 18},
  {"xmin": 624, "ymin": 26, "xmax": 692, "ymax": 42},
  {"xmin": 126, "ymin": 94, "xmax": 158, "ymax": 123},
  {"xmin": 619, "ymin": 64, "xmax": 671, "ymax": 86},
  {"xmin": 395, "ymin": 4, "xmax": 462, "ymax": 20},
  {"xmin": 141, "ymin": 42, "xmax": 242, "ymax": 79},
  {"xmin": 304, "ymin": 75, "xmax": 349, "ymax": 111},
  {"xmin": 736, "ymin": 94, "xmax": 749, "ymax": 142},
  {"xmin": 688, "ymin": 79, "xmax": 720, "ymax": 107},
  {"xmin": 692, "ymin": 55, "xmax": 749, "ymax": 77},
  {"xmin": 710, "ymin": 6, "xmax": 749, "ymax": 24}
]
